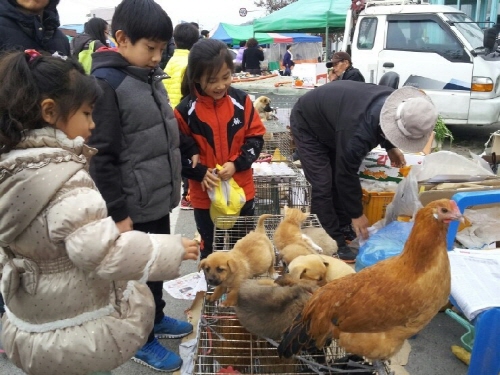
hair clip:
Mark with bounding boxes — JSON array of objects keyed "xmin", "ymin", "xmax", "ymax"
[
  {"xmin": 51, "ymin": 51, "xmax": 67, "ymax": 61},
  {"xmin": 25, "ymin": 49, "xmax": 41, "ymax": 62}
]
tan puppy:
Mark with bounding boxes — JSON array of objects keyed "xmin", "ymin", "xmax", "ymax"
[
  {"xmin": 302, "ymin": 227, "xmax": 338, "ymax": 256},
  {"xmin": 288, "ymin": 254, "xmax": 355, "ymax": 286},
  {"xmin": 253, "ymin": 95, "xmax": 277, "ymax": 121},
  {"xmin": 274, "ymin": 207, "xmax": 320, "ymax": 265},
  {"xmin": 199, "ymin": 214, "xmax": 275, "ymax": 307}
]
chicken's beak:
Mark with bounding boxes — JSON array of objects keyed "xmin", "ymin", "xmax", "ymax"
[{"xmin": 450, "ymin": 209, "xmax": 464, "ymax": 223}]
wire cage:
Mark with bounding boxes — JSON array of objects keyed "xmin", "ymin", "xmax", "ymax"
[
  {"xmin": 259, "ymin": 105, "xmax": 295, "ymax": 161},
  {"xmin": 253, "ymin": 173, "xmax": 311, "ymax": 216},
  {"xmin": 195, "ymin": 215, "xmax": 391, "ymax": 375}
]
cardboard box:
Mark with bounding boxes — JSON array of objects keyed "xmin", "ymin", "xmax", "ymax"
[
  {"xmin": 358, "ymin": 148, "xmax": 425, "ymax": 183},
  {"xmin": 291, "ymin": 63, "xmax": 327, "ymax": 87},
  {"xmin": 418, "ymin": 178, "xmax": 500, "ymax": 206}
]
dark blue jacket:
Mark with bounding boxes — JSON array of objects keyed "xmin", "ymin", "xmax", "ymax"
[{"xmin": 0, "ymin": 0, "xmax": 70, "ymax": 55}]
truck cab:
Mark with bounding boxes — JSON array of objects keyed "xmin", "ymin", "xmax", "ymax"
[{"xmin": 343, "ymin": 0, "xmax": 500, "ymax": 126}]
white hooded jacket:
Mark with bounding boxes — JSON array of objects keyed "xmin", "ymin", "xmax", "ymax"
[{"xmin": 0, "ymin": 128, "xmax": 186, "ymax": 375}]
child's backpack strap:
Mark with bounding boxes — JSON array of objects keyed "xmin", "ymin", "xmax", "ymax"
[{"xmin": 92, "ymin": 68, "xmax": 127, "ymax": 91}]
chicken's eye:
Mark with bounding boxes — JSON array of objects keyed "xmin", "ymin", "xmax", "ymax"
[{"xmin": 441, "ymin": 208, "xmax": 449, "ymax": 213}]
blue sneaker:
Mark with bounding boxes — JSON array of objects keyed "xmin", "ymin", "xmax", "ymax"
[
  {"xmin": 132, "ymin": 338, "xmax": 182, "ymax": 372},
  {"xmin": 154, "ymin": 316, "xmax": 193, "ymax": 339}
]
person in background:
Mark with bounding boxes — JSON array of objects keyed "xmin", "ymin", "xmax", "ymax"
[
  {"xmin": 282, "ymin": 44, "xmax": 294, "ymax": 76},
  {"xmin": 200, "ymin": 29, "xmax": 209, "ymax": 38},
  {"xmin": 242, "ymin": 37, "xmax": 264, "ymax": 75},
  {"xmin": 163, "ymin": 22, "xmax": 200, "ymax": 210},
  {"xmin": 289, "ymin": 81, "xmax": 437, "ymax": 262},
  {"xmin": 175, "ymin": 39, "xmax": 266, "ymax": 260},
  {"xmin": 326, "ymin": 51, "xmax": 365, "ymax": 82},
  {"xmin": 87, "ymin": 0, "xmax": 195, "ymax": 371},
  {"xmin": 0, "ymin": 50, "xmax": 199, "ymax": 375},
  {"xmin": 71, "ymin": 17, "xmax": 109, "ymax": 59},
  {"xmin": 0, "ymin": 0, "xmax": 70, "ymax": 55},
  {"xmin": 234, "ymin": 40, "xmax": 246, "ymax": 73}
]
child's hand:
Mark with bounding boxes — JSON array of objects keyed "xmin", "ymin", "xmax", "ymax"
[
  {"xmin": 116, "ymin": 217, "xmax": 133, "ymax": 233},
  {"xmin": 218, "ymin": 162, "xmax": 236, "ymax": 181},
  {"xmin": 201, "ymin": 168, "xmax": 220, "ymax": 192},
  {"xmin": 191, "ymin": 154, "xmax": 199, "ymax": 168},
  {"xmin": 182, "ymin": 238, "xmax": 199, "ymax": 261}
]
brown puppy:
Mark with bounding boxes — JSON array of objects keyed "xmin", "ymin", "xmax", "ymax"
[
  {"xmin": 234, "ymin": 276, "xmax": 318, "ymax": 340},
  {"xmin": 199, "ymin": 214, "xmax": 275, "ymax": 307},
  {"xmin": 253, "ymin": 95, "xmax": 277, "ymax": 121},
  {"xmin": 288, "ymin": 254, "xmax": 355, "ymax": 286},
  {"xmin": 274, "ymin": 207, "xmax": 319, "ymax": 265}
]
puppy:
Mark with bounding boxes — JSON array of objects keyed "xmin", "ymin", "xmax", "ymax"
[
  {"xmin": 288, "ymin": 254, "xmax": 355, "ymax": 286},
  {"xmin": 234, "ymin": 276, "xmax": 318, "ymax": 340},
  {"xmin": 274, "ymin": 207, "xmax": 319, "ymax": 265},
  {"xmin": 253, "ymin": 95, "xmax": 277, "ymax": 121},
  {"xmin": 199, "ymin": 214, "xmax": 275, "ymax": 307},
  {"xmin": 302, "ymin": 227, "xmax": 338, "ymax": 256}
]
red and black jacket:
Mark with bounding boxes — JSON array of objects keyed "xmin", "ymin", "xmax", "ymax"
[{"xmin": 175, "ymin": 86, "xmax": 266, "ymax": 209}]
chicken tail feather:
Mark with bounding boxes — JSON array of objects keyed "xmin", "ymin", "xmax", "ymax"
[{"xmin": 277, "ymin": 313, "xmax": 317, "ymax": 358}]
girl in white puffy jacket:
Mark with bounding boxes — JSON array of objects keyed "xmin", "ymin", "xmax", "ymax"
[{"xmin": 0, "ymin": 51, "xmax": 199, "ymax": 375}]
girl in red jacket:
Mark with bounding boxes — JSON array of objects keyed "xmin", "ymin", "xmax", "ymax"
[{"xmin": 175, "ymin": 39, "xmax": 266, "ymax": 259}]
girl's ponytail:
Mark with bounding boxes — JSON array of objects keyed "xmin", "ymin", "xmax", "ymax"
[{"xmin": 0, "ymin": 52, "xmax": 42, "ymax": 154}]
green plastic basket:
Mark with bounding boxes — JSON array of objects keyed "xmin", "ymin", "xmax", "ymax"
[{"xmin": 445, "ymin": 309, "xmax": 475, "ymax": 352}]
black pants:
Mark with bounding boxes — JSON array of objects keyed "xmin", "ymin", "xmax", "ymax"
[
  {"xmin": 290, "ymin": 124, "xmax": 351, "ymax": 247},
  {"xmin": 194, "ymin": 199, "xmax": 255, "ymax": 260},
  {"xmin": 133, "ymin": 215, "xmax": 170, "ymax": 343}
]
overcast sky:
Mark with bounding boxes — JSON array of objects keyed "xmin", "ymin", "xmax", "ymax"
[{"xmin": 58, "ymin": 0, "xmax": 268, "ymax": 31}]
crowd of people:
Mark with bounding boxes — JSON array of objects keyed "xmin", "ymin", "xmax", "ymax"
[{"xmin": 0, "ymin": 0, "xmax": 438, "ymax": 374}]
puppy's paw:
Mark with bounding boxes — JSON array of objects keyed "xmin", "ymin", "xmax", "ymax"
[{"xmin": 302, "ymin": 234, "xmax": 324, "ymax": 253}]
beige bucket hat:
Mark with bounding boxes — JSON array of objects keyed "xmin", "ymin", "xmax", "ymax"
[{"xmin": 380, "ymin": 86, "xmax": 439, "ymax": 153}]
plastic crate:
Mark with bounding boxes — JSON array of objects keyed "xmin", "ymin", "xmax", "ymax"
[{"xmin": 362, "ymin": 189, "xmax": 395, "ymax": 225}]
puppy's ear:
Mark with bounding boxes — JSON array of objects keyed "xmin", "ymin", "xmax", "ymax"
[
  {"xmin": 227, "ymin": 258, "xmax": 238, "ymax": 273},
  {"xmin": 300, "ymin": 269, "xmax": 308, "ymax": 280},
  {"xmin": 198, "ymin": 259, "xmax": 206, "ymax": 271}
]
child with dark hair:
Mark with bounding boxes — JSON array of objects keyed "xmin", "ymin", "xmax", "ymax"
[
  {"xmin": 71, "ymin": 17, "xmax": 109, "ymax": 58},
  {"xmin": 175, "ymin": 39, "xmax": 266, "ymax": 259},
  {"xmin": 242, "ymin": 37, "xmax": 264, "ymax": 75},
  {"xmin": 164, "ymin": 22, "xmax": 200, "ymax": 211},
  {"xmin": 87, "ymin": 0, "xmax": 197, "ymax": 371},
  {"xmin": 0, "ymin": 50, "xmax": 199, "ymax": 375}
]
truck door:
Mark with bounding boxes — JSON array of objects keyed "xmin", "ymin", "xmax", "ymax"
[{"xmin": 378, "ymin": 14, "xmax": 473, "ymax": 123}]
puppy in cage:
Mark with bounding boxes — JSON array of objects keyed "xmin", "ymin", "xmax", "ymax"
[
  {"xmin": 274, "ymin": 207, "xmax": 323, "ymax": 265},
  {"xmin": 199, "ymin": 214, "xmax": 275, "ymax": 307},
  {"xmin": 288, "ymin": 254, "xmax": 355, "ymax": 285},
  {"xmin": 234, "ymin": 275, "xmax": 319, "ymax": 340},
  {"xmin": 253, "ymin": 95, "xmax": 278, "ymax": 121}
]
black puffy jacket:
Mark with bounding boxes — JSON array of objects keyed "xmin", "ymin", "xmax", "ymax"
[{"xmin": 0, "ymin": 0, "xmax": 70, "ymax": 55}]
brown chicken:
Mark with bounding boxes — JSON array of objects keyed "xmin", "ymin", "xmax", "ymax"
[{"xmin": 278, "ymin": 199, "xmax": 463, "ymax": 361}]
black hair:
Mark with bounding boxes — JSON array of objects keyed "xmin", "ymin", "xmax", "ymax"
[
  {"xmin": 174, "ymin": 23, "xmax": 200, "ymax": 50},
  {"xmin": 181, "ymin": 39, "xmax": 234, "ymax": 98},
  {"xmin": 239, "ymin": 40, "xmax": 246, "ymax": 47},
  {"xmin": 0, "ymin": 51, "xmax": 101, "ymax": 154},
  {"xmin": 84, "ymin": 17, "xmax": 109, "ymax": 46},
  {"xmin": 200, "ymin": 30, "xmax": 209, "ymax": 38},
  {"xmin": 246, "ymin": 38, "xmax": 258, "ymax": 48},
  {"xmin": 286, "ymin": 44, "xmax": 292, "ymax": 50},
  {"xmin": 111, "ymin": 0, "xmax": 173, "ymax": 44},
  {"xmin": 190, "ymin": 22, "xmax": 199, "ymax": 30}
]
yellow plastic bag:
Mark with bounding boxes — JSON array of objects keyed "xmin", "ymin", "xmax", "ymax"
[{"xmin": 208, "ymin": 165, "xmax": 246, "ymax": 229}]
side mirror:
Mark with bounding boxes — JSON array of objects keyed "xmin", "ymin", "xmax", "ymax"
[{"xmin": 483, "ymin": 26, "xmax": 497, "ymax": 51}]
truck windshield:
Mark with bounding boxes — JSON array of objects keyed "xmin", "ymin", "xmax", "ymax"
[{"xmin": 444, "ymin": 13, "xmax": 484, "ymax": 50}]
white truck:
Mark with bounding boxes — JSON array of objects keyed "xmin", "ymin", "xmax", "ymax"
[{"xmin": 342, "ymin": 0, "xmax": 500, "ymax": 126}]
